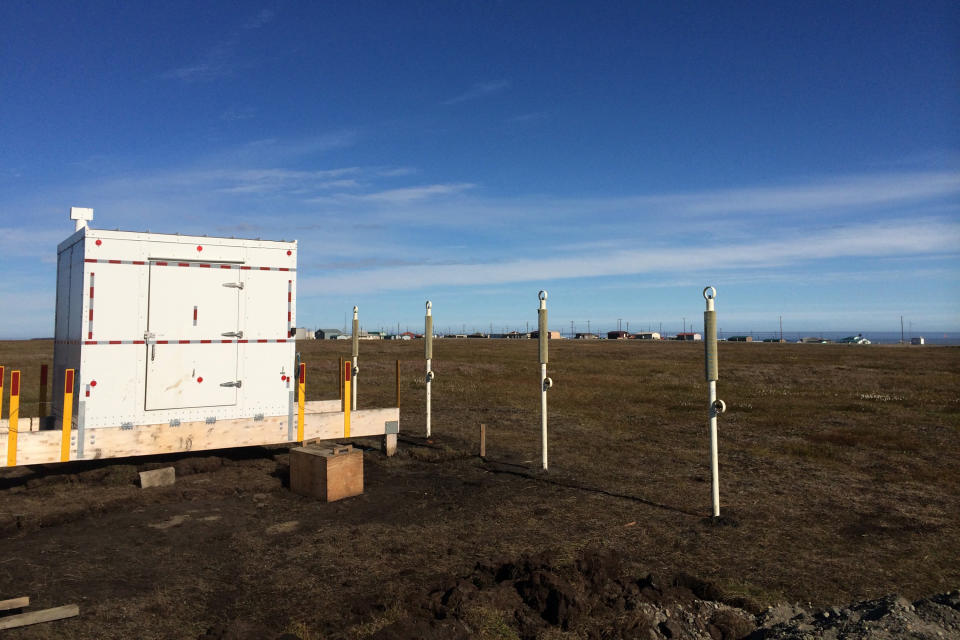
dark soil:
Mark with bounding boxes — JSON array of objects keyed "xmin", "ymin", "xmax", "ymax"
[{"xmin": 0, "ymin": 339, "xmax": 957, "ymax": 638}]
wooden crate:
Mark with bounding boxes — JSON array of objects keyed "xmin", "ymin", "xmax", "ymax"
[{"xmin": 290, "ymin": 445, "xmax": 363, "ymax": 502}]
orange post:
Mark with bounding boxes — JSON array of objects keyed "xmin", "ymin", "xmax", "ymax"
[
  {"xmin": 60, "ymin": 369, "xmax": 75, "ymax": 462},
  {"xmin": 343, "ymin": 361, "xmax": 352, "ymax": 438},
  {"xmin": 7, "ymin": 370, "xmax": 20, "ymax": 466},
  {"xmin": 297, "ymin": 363, "xmax": 305, "ymax": 442},
  {"xmin": 39, "ymin": 364, "xmax": 49, "ymax": 418}
]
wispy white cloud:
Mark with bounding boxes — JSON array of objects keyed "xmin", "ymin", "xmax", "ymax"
[
  {"xmin": 298, "ymin": 219, "xmax": 960, "ymax": 295},
  {"xmin": 442, "ymin": 80, "xmax": 510, "ymax": 105},
  {"xmin": 313, "ymin": 183, "xmax": 475, "ymax": 204},
  {"xmin": 162, "ymin": 9, "xmax": 276, "ymax": 83}
]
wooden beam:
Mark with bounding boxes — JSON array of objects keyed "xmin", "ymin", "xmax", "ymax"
[
  {"xmin": 0, "ymin": 596, "xmax": 29, "ymax": 611},
  {"xmin": 0, "ymin": 604, "xmax": 79, "ymax": 630},
  {"xmin": 0, "ymin": 406, "xmax": 399, "ymax": 467}
]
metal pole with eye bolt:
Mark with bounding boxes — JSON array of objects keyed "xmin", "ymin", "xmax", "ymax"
[
  {"xmin": 703, "ymin": 286, "xmax": 726, "ymax": 517},
  {"xmin": 538, "ymin": 291, "xmax": 553, "ymax": 471},
  {"xmin": 351, "ymin": 306, "xmax": 359, "ymax": 411},
  {"xmin": 425, "ymin": 301, "xmax": 435, "ymax": 437}
]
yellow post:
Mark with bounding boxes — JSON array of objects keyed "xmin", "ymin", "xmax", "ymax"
[
  {"xmin": 0, "ymin": 365, "xmax": 5, "ymax": 420},
  {"xmin": 339, "ymin": 355, "xmax": 344, "ymax": 411},
  {"xmin": 60, "ymin": 369, "xmax": 75, "ymax": 462},
  {"xmin": 297, "ymin": 363, "xmax": 305, "ymax": 443},
  {"xmin": 344, "ymin": 361, "xmax": 352, "ymax": 438},
  {"xmin": 7, "ymin": 370, "xmax": 20, "ymax": 466}
]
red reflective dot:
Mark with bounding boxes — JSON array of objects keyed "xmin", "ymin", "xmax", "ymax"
[
  {"xmin": 196, "ymin": 245, "xmax": 203, "ymax": 252},
  {"xmin": 90, "ymin": 380, "xmax": 97, "ymax": 387},
  {"xmin": 286, "ymin": 250, "xmax": 292, "ymax": 256},
  {"xmin": 281, "ymin": 375, "xmax": 287, "ymax": 381},
  {"xmin": 197, "ymin": 377, "xmax": 203, "ymax": 383},
  {"xmin": 95, "ymin": 239, "xmax": 102, "ymax": 246}
]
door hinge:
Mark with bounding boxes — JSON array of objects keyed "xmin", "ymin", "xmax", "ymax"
[
  {"xmin": 220, "ymin": 380, "xmax": 242, "ymax": 388},
  {"xmin": 222, "ymin": 282, "xmax": 244, "ymax": 289},
  {"xmin": 221, "ymin": 331, "xmax": 243, "ymax": 338}
]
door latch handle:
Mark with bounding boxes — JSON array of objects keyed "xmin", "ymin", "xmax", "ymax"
[
  {"xmin": 220, "ymin": 380, "xmax": 242, "ymax": 388},
  {"xmin": 222, "ymin": 282, "xmax": 244, "ymax": 289},
  {"xmin": 221, "ymin": 331, "xmax": 243, "ymax": 338}
]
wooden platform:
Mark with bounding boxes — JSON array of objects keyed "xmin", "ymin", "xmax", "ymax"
[{"xmin": 0, "ymin": 401, "xmax": 399, "ymax": 467}]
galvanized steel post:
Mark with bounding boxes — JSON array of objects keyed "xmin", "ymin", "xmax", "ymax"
[
  {"xmin": 351, "ymin": 306, "xmax": 359, "ymax": 411},
  {"xmin": 538, "ymin": 291, "xmax": 552, "ymax": 471},
  {"xmin": 425, "ymin": 301, "xmax": 434, "ymax": 437},
  {"xmin": 703, "ymin": 286, "xmax": 725, "ymax": 517}
]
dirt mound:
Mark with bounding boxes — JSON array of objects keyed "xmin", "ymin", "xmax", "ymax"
[
  {"xmin": 370, "ymin": 548, "xmax": 756, "ymax": 639},
  {"xmin": 752, "ymin": 590, "xmax": 960, "ymax": 639}
]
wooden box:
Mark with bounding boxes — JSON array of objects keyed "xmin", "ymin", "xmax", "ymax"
[{"xmin": 290, "ymin": 445, "xmax": 363, "ymax": 502}]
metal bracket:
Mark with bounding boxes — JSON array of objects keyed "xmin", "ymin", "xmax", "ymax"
[
  {"xmin": 120, "ymin": 422, "xmax": 134, "ymax": 430},
  {"xmin": 169, "ymin": 418, "xmax": 181, "ymax": 427},
  {"xmin": 221, "ymin": 331, "xmax": 243, "ymax": 338},
  {"xmin": 385, "ymin": 420, "xmax": 399, "ymax": 434},
  {"xmin": 254, "ymin": 413, "xmax": 264, "ymax": 422},
  {"xmin": 205, "ymin": 416, "xmax": 217, "ymax": 424},
  {"xmin": 222, "ymin": 282, "xmax": 244, "ymax": 289},
  {"xmin": 220, "ymin": 380, "xmax": 242, "ymax": 388}
]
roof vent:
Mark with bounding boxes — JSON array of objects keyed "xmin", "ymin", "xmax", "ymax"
[{"xmin": 70, "ymin": 207, "xmax": 94, "ymax": 231}]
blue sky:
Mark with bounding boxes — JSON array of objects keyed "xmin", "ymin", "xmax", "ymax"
[{"xmin": 1, "ymin": 1, "xmax": 958, "ymax": 338}]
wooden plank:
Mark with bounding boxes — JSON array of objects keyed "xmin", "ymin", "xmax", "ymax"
[
  {"xmin": 0, "ymin": 604, "xmax": 79, "ymax": 630},
  {"xmin": 0, "ymin": 596, "xmax": 29, "ymax": 611},
  {"xmin": 0, "ymin": 407, "xmax": 399, "ymax": 467}
]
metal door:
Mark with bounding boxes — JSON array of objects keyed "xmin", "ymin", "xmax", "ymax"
[{"xmin": 145, "ymin": 264, "xmax": 242, "ymax": 410}]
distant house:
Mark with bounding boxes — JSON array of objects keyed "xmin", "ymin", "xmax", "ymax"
[
  {"xmin": 762, "ymin": 338, "xmax": 786, "ymax": 343},
  {"xmin": 633, "ymin": 332, "xmax": 661, "ymax": 340},
  {"xmin": 675, "ymin": 333, "xmax": 702, "ymax": 341},
  {"xmin": 468, "ymin": 332, "xmax": 488, "ymax": 339},
  {"xmin": 911, "ymin": 337, "xmax": 925, "ymax": 345},
  {"xmin": 838, "ymin": 334, "xmax": 871, "ymax": 345},
  {"xmin": 799, "ymin": 336, "xmax": 831, "ymax": 344},
  {"xmin": 293, "ymin": 327, "xmax": 315, "ymax": 340},
  {"xmin": 530, "ymin": 331, "xmax": 562, "ymax": 339},
  {"xmin": 400, "ymin": 331, "xmax": 420, "ymax": 339},
  {"xmin": 727, "ymin": 335, "xmax": 753, "ymax": 342},
  {"xmin": 607, "ymin": 331, "xmax": 631, "ymax": 340},
  {"xmin": 574, "ymin": 332, "xmax": 599, "ymax": 340},
  {"xmin": 504, "ymin": 331, "xmax": 529, "ymax": 339},
  {"xmin": 315, "ymin": 328, "xmax": 343, "ymax": 340},
  {"xmin": 446, "ymin": 334, "xmax": 468, "ymax": 339}
]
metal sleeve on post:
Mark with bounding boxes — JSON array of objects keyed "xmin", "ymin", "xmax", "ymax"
[
  {"xmin": 425, "ymin": 316, "xmax": 433, "ymax": 359},
  {"xmin": 538, "ymin": 290, "xmax": 548, "ymax": 365},
  {"xmin": 704, "ymin": 309, "xmax": 718, "ymax": 381},
  {"xmin": 352, "ymin": 306, "xmax": 359, "ymax": 358}
]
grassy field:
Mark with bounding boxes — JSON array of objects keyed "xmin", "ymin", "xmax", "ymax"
[{"xmin": 0, "ymin": 338, "xmax": 958, "ymax": 638}]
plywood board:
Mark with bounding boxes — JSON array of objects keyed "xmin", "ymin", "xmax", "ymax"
[{"xmin": 0, "ymin": 406, "xmax": 399, "ymax": 467}]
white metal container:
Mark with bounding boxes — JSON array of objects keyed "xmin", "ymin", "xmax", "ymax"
[{"xmin": 53, "ymin": 225, "xmax": 297, "ymax": 429}]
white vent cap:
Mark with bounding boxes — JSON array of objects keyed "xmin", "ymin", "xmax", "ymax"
[{"xmin": 70, "ymin": 207, "xmax": 94, "ymax": 231}]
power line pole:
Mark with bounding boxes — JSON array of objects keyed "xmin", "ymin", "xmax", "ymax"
[
  {"xmin": 587, "ymin": 320, "xmax": 591, "ymax": 335},
  {"xmin": 900, "ymin": 315, "xmax": 904, "ymax": 344},
  {"xmin": 683, "ymin": 317, "xmax": 686, "ymax": 334},
  {"xmin": 570, "ymin": 320, "xmax": 574, "ymax": 337},
  {"xmin": 779, "ymin": 315, "xmax": 783, "ymax": 342}
]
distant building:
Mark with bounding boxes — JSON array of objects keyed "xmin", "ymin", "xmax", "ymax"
[
  {"xmin": 294, "ymin": 327, "xmax": 315, "ymax": 340},
  {"xmin": 468, "ymin": 332, "xmax": 488, "ymax": 339},
  {"xmin": 838, "ymin": 334, "xmax": 871, "ymax": 345},
  {"xmin": 762, "ymin": 338, "xmax": 786, "ymax": 343},
  {"xmin": 607, "ymin": 331, "xmax": 631, "ymax": 340},
  {"xmin": 911, "ymin": 337, "xmax": 925, "ymax": 345},
  {"xmin": 446, "ymin": 334, "xmax": 468, "ymax": 339},
  {"xmin": 504, "ymin": 331, "xmax": 529, "ymax": 339},
  {"xmin": 675, "ymin": 332, "xmax": 702, "ymax": 341},
  {"xmin": 400, "ymin": 331, "xmax": 420, "ymax": 339},
  {"xmin": 530, "ymin": 330, "xmax": 562, "ymax": 339},
  {"xmin": 727, "ymin": 335, "xmax": 753, "ymax": 342},
  {"xmin": 799, "ymin": 336, "xmax": 831, "ymax": 344},
  {"xmin": 315, "ymin": 328, "xmax": 343, "ymax": 340},
  {"xmin": 633, "ymin": 332, "xmax": 661, "ymax": 340},
  {"xmin": 575, "ymin": 332, "xmax": 599, "ymax": 340}
]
